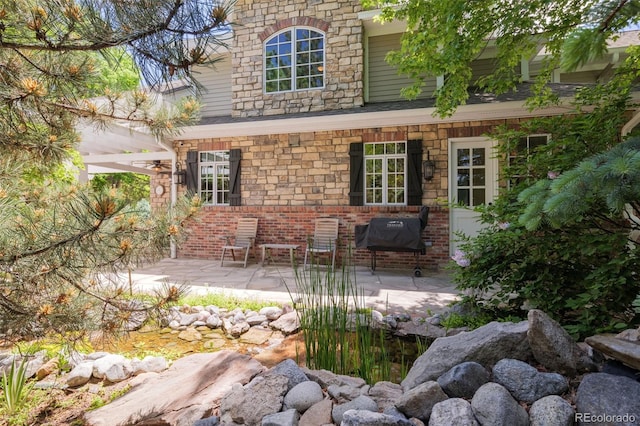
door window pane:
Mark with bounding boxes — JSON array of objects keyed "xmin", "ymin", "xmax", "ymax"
[
  {"xmin": 457, "ymin": 149, "xmax": 470, "ymax": 166},
  {"xmin": 457, "ymin": 189, "xmax": 470, "ymax": 206}
]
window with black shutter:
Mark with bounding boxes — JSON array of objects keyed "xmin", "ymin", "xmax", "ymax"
[
  {"xmin": 185, "ymin": 149, "xmax": 241, "ymax": 205},
  {"xmin": 349, "ymin": 140, "xmax": 422, "ymax": 206}
]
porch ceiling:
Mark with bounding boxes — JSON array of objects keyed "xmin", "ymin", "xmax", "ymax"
[{"xmin": 78, "ymin": 121, "xmax": 172, "ymax": 175}]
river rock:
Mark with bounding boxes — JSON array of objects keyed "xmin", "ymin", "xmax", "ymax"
[
  {"xmin": 341, "ymin": 409, "xmax": 414, "ymax": 426},
  {"xmin": 262, "ymin": 408, "xmax": 300, "ymax": 426},
  {"xmin": 428, "ymin": 398, "xmax": 479, "ymax": 426},
  {"xmin": 492, "ymin": 358, "xmax": 568, "ymax": 403},
  {"xmin": 402, "ymin": 321, "xmax": 532, "ymax": 390},
  {"xmin": 130, "ymin": 355, "xmax": 168, "ymax": 375},
  {"xmin": 92, "ymin": 354, "xmax": 132, "ymax": 383},
  {"xmin": 268, "ymin": 359, "xmax": 309, "ymax": 391},
  {"xmin": 436, "ymin": 361, "xmax": 490, "ymax": 399},
  {"xmin": 299, "ymin": 399, "xmax": 333, "ymax": 426},
  {"xmin": 332, "ymin": 395, "xmax": 378, "ymax": 424},
  {"xmin": 66, "ymin": 362, "xmax": 94, "ymax": 387},
  {"xmin": 220, "ymin": 374, "xmax": 289, "ymax": 426},
  {"xmin": 395, "ymin": 381, "xmax": 448, "ymax": 422},
  {"xmin": 470, "ymin": 382, "xmax": 529, "ymax": 426},
  {"xmin": 585, "ymin": 334, "xmax": 640, "ymax": 370},
  {"xmin": 529, "ymin": 395, "xmax": 574, "ymax": 426},
  {"xmin": 528, "ymin": 309, "xmax": 596, "ymax": 375},
  {"xmin": 575, "ymin": 373, "xmax": 640, "ymax": 425},
  {"xmin": 84, "ymin": 351, "xmax": 264, "ymax": 426},
  {"xmin": 260, "ymin": 306, "xmax": 284, "ymax": 320},
  {"xmin": 283, "ymin": 380, "xmax": 324, "ymax": 413},
  {"xmin": 368, "ymin": 381, "xmax": 403, "ymax": 411},
  {"xmin": 270, "ymin": 311, "xmax": 300, "ymax": 335}
]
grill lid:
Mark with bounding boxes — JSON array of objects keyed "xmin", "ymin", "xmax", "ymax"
[{"xmin": 355, "ymin": 217, "xmax": 425, "ymax": 250}]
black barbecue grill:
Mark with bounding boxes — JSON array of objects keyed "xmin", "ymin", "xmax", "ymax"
[{"xmin": 355, "ymin": 206, "xmax": 430, "ymax": 276}]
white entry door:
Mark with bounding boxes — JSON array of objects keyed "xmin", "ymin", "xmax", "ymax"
[{"xmin": 449, "ymin": 137, "xmax": 498, "ymax": 255}]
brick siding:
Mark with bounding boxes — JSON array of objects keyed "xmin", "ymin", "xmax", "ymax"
[{"xmin": 178, "ymin": 205, "xmax": 450, "ymax": 271}]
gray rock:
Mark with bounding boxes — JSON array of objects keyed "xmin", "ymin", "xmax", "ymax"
[
  {"xmin": 395, "ymin": 320, "xmax": 446, "ymax": 341},
  {"xmin": 84, "ymin": 351, "xmax": 264, "ymax": 426},
  {"xmin": 229, "ymin": 321, "xmax": 250, "ymax": 337},
  {"xmin": 437, "ymin": 361, "xmax": 490, "ymax": 399},
  {"xmin": 66, "ymin": 362, "xmax": 94, "ymax": 387},
  {"xmin": 92, "ymin": 354, "xmax": 132, "ymax": 383},
  {"xmin": 328, "ymin": 383, "xmax": 368, "ymax": 404},
  {"xmin": 304, "ymin": 368, "xmax": 367, "ymax": 390},
  {"xmin": 528, "ymin": 309, "xmax": 596, "ymax": 376},
  {"xmin": 179, "ymin": 312, "xmax": 199, "ymax": 326},
  {"xmin": 395, "ymin": 381, "xmax": 448, "ymax": 422},
  {"xmin": 262, "ymin": 408, "xmax": 300, "ymax": 426},
  {"xmin": 332, "ymin": 395, "xmax": 378, "ymax": 425},
  {"xmin": 284, "ymin": 381, "xmax": 324, "ymax": 413},
  {"xmin": 270, "ymin": 311, "xmax": 300, "ymax": 335},
  {"xmin": 492, "ymin": 358, "xmax": 568, "ymax": 404},
  {"xmin": 529, "ymin": 395, "xmax": 574, "ymax": 426},
  {"xmin": 299, "ymin": 399, "xmax": 333, "ymax": 426},
  {"xmin": 471, "ymin": 382, "xmax": 529, "ymax": 426},
  {"xmin": 428, "ymin": 398, "xmax": 479, "ymax": 426},
  {"xmin": 206, "ymin": 314, "xmax": 222, "ymax": 328},
  {"xmin": 193, "ymin": 416, "xmax": 220, "ymax": 426},
  {"xmin": 585, "ymin": 334, "xmax": 640, "ymax": 371},
  {"xmin": 368, "ymin": 381, "xmax": 403, "ymax": 411},
  {"xmin": 221, "ymin": 374, "xmax": 289, "ymax": 426},
  {"xmin": 268, "ymin": 359, "xmax": 309, "ymax": 391},
  {"xmin": 341, "ymin": 409, "xmax": 414, "ymax": 426},
  {"xmin": 575, "ymin": 373, "xmax": 640, "ymax": 426},
  {"xmin": 247, "ymin": 314, "xmax": 269, "ymax": 326},
  {"xmin": 260, "ymin": 306, "xmax": 284, "ymax": 320},
  {"xmin": 402, "ymin": 321, "xmax": 532, "ymax": 391},
  {"xmin": 130, "ymin": 356, "xmax": 168, "ymax": 375}
]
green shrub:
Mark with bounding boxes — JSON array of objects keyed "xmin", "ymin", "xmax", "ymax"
[{"xmin": 452, "ymin": 219, "xmax": 640, "ymax": 339}]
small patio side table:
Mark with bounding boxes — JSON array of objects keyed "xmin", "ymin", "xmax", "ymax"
[{"xmin": 260, "ymin": 243, "xmax": 300, "ymax": 266}]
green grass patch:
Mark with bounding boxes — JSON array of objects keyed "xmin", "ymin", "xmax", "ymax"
[{"xmin": 179, "ymin": 291, "xmax": 276, "ymax": 312}]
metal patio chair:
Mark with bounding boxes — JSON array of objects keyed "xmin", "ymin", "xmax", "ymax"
[
  {"xmin": 303, "ymin": 217, "xmax": 339, "ymax": 269},
  {"xmin": 220, "ymin": 217, "xmax": 258, "ymax": 268}
]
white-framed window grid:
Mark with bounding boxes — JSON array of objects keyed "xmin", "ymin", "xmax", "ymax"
[
  {"xmin": 364, "ymin": 141, "xmax": 407, "ymax": 205},
  {"xmin": 264, "ymin": 27, "xmax": 325, "ymax": 93},
  {"xmin": 508, "ymin": 134, "xmax": 550, "ymax": 187},
  {"xmin": 199, "ymin": 151, "xmax": 230, "ymax": 205}
]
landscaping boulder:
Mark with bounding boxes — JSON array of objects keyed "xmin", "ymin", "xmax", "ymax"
[
  {"xmin": 436, "ymin": 361, "xmax": 490, "ymax": 399},
  {"xmin": 470, "ymin": 382, "xmax": 529, "ymax": 426},
  {"xmin": 575, "ymin": 373, "xmax": 640, "ymax": 425},
  {"xmin": 402, "ymin": 321, "xmax": 532, "ymax": 390},
  {"xmin": 527, "ymin": 309, "xmax": 596, "ymax": 375},
  {"xmin": 429, "ymin": 398, "xmax": 479, "ymax": 426},
  {"xmin": 492, "ymin": 358, "xmax": 568, "ymax": 404},
  {"xmin": 84, "ymin": 351, "xmax": 264, "ymax": 426}
]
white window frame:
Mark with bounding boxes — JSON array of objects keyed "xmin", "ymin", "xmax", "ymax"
[
  {"xmin": 199, "ymin": 151, "xmax": 230, "ymax": 205},
  {"xmin": 364, "ymin": 141, "xmax": 407, "ymax": 206},
  {"xmin": 263, "ymin": 27, "xmax": 325, "ymax": 93},
  {"xmin": 508, "ymin": 133, "xmax": 550, "ymax": 187}
]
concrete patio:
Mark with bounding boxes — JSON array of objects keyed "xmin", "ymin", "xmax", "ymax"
[{"xmin": 125, "ymin": 257, "xmax": 460, "ymax": 316}]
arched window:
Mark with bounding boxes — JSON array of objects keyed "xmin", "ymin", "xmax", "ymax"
[{"xmin": 264, "ymin": 27, "xmax": 325, "ymax": 93}]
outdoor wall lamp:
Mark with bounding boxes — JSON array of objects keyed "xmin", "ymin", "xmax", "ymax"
[
  {"xmin": 423, "ymin": 152, "xmax": 436, "ymax": 181},
  {"xmin": 173, "ymin": 162, "xmax": 187, "ymax": 186}
]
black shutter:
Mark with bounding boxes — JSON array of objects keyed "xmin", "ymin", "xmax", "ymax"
[
  {"xmin": 185, "ymin": 150, "xmax": 198, "ymax": 194},
  {"xmin": 349, "ymin": 142, "xmax": 364, "ymax": 206},
  {"xmin": 229, "ymin": 148, "xmax": 241, "ymax": 206},
  {"xmin": 407, "ymin": 140, "xmax": 423, "ymax": 206}
]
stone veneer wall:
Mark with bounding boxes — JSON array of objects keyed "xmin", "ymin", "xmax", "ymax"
[
  {"xmin": 230, "ymin": 0, "xmax": 364, "ymax": 118},
  {"xmin": 168, "ymin": 119, "xmax": 524, "ymax": 269}
]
